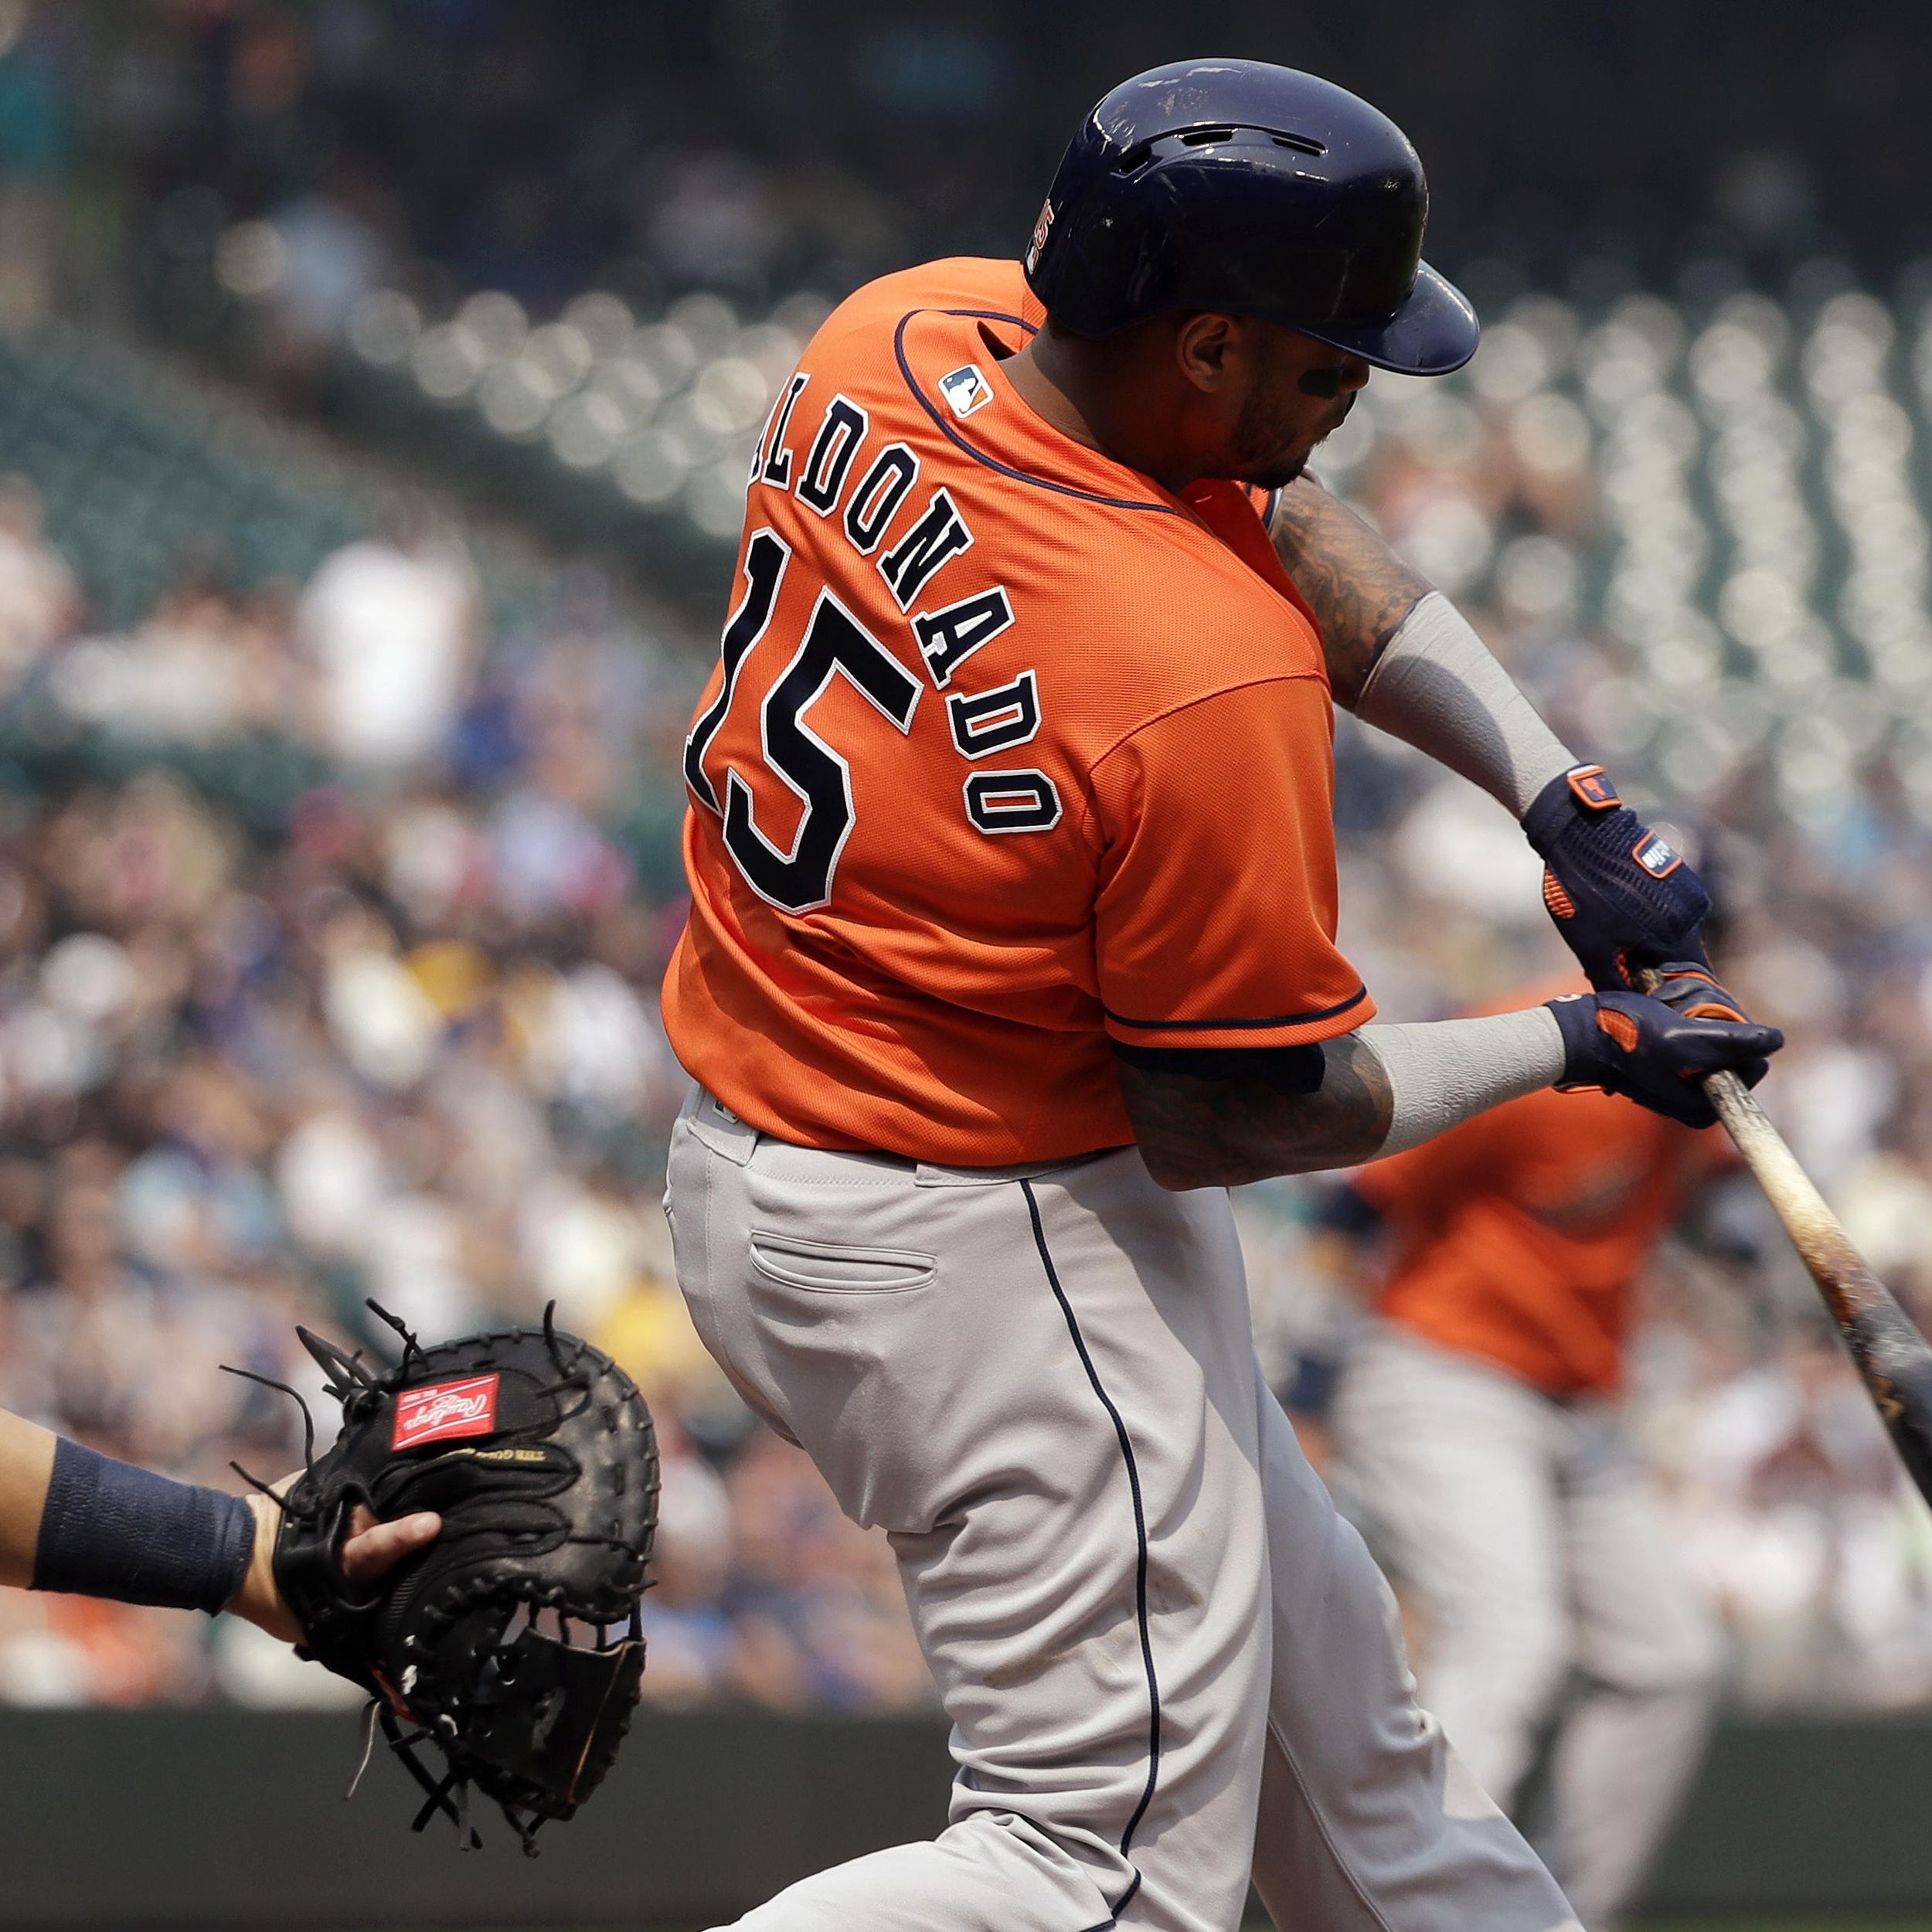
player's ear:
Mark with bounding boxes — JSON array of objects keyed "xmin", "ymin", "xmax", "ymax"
[{"xmin": 1174, "ymin": 312, "xmax": 1237, "ymax": 393}]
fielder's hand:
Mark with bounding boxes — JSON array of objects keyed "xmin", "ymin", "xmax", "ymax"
[
  {"xmin": 233, "ymin": 1488, "xmax": 440, "ymax": 1645},
  {"xmin": 1523, "ymin": 765, "xmax": 1713, "ymax": 989},
  {"xmin": 1546, "ymin": 966, "xmax": 1783, "ymax": 1128}
]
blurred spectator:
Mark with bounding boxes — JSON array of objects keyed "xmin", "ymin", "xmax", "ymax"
[
  {"xmin": 0, "ymin": 476, "xmax": 78, "ymax": 694},
  {"xmin": 635, "ymin": 1452, "xmax": 736, "ymax": 1706},
  {"xmin": 294, "ymin": 505, "xmax": 478, "ymax": 769},
  {"xmin": 260, "ymin": 161, "xmax": 399, "ymax": 372}
]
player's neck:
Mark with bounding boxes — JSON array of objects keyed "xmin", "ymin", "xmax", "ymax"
[{"xmin": 1005, "ymin": 334, "xmax": 1202, "ymax": 495}]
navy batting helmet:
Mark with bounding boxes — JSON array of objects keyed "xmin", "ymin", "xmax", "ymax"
[{"xmin": 1025, "ymin": 60, "xmax": 1478, "ymax": 376}]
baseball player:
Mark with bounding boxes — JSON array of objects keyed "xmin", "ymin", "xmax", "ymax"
[
  {"xmin": 660, "ymin": 57, "xmax": 1779, "ymax": 1932},
  {"xmin": 1315, "ymin": 979, "xmax": 1737, "ymax": 1929}
]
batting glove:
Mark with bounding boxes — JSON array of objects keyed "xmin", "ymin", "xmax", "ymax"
[
  {"xmin": 1523, "ymin": 765, "xmax": 1712, "ymax": 989},
  {"xmin": 1546, "ymin": 964, "xmax": 1783, "ymax": 1128}
]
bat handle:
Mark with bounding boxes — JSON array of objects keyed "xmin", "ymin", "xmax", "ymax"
[
  {"xmin": 1698, "ymin": 1068, "xmax": 1826, "ymax": 1221},
  {"xmin": 1631, "ymin": 968, "xmax": 1875, "ymax": 1323},
  {"xmin": 1626, "ymin": 966, "xmax": 1823, "ymax": 1236},
  {"xmin": 1630, "ymin": 975, "xmax": 1932, "ymax": 1506}
]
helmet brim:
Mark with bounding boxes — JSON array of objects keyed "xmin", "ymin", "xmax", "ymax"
[{"xmin": 1300, "ymin": 260, "xmax": 1479, "ymax": 376}]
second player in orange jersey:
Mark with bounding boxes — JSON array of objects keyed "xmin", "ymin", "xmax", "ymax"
[
  {"xmin": 1358, "ymin": 1000, "xmax": 1719, "ymax": 1400},
  {"xmin": 1322, "ymin": 985, "xmax": 1733, "ymax": 1928}
]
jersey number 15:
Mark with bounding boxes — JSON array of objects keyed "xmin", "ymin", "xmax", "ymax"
[{"xmin": 683, "ymin": 528, "xmax": 922, "ymax": 913}]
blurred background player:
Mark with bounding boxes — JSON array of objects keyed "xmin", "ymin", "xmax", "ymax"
[{"xmin": 1301, "ymin": 866, "xmax": 1753, "ymax": 1928}]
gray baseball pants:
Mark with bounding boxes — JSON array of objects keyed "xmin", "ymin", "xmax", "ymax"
[
  {"xmin": 1332, "ymin": 1326, "xmax": 1723, "ymax": 1929},
  {"xmin": 666, "ymin": 1087, "xmax": 1578, "ymax": 1932}
]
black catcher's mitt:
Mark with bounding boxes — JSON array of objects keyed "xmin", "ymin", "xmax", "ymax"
[{"xmin": 264, "ymin": 1304, "xmax": 658, "ymax": 1854}]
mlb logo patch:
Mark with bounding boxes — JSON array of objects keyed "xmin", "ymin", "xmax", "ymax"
[
  {"xmin": 393, "ymin": 1373, "xmax": 501, "ymax": 1451},
  {"xmin": 939, "ymin": 365, "xmax": 993, "ymax": 419}
]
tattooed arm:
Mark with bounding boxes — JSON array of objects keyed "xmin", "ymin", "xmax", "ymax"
[
  {"xmin": 1269, "ymin": 477, "xmax": 1575, "ymax": 815},
  {"xmin": 1117, "ymin": 1011, "xmax": 1564, "ymax": 1191},
  {"xmin": 1267, "ymin": 476, "xmax": 1431, "ymax": 706},
  {"xmin": 1117, "ymin": 1036, "xmax": 1394, "ymax": 1190}
]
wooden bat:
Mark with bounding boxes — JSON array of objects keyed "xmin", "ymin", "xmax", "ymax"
[{"xmin": 1641, "ymin": 973, "xmax": 1932, "ymax": 1504}]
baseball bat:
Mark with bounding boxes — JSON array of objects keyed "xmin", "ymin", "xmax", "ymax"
[{"xmin": 1639, "ymin": 971, "xmax": 1932, "ymax": 1505}]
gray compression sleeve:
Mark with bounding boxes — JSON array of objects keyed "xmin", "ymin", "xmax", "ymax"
[
  {"xmin": 1358, "ymin": 1008, "xmax": 1566, "ymax": 1158},
  {"xmin": 1353, "ymin": 592, "xmax": 1576, "ymax": 815}
]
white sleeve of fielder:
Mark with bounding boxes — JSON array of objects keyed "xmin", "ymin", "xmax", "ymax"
[
  {"xmin": 1352, "ymin": 591, "xmax": 1577, "ymax": 817},
  {"xmin": 1356, "ymin": 1009, "xmax": 1567, "ymax": 1158}
]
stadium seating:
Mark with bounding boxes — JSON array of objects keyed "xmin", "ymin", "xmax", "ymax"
[{"xmin": 325, "ymin": 265, "xmax": 1932, "ymax": 819}]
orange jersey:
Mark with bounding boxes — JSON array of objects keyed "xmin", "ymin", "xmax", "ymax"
[
  {"xmin": 661, "ymin": 257, "xmax": 1371, "ymax": 1163},
  {"xmin": 1353, "ymin": 982, "xmax": 1713, "ymax": 1397}
]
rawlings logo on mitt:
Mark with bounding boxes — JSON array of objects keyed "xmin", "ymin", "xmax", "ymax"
[
  {"xmin": 258, "ymin": 1304, "xmax": 658, "ymax": 1855},
  {"xmin": 392, "ymin": 1376, "xmax": 501, "ymax": 1450}
]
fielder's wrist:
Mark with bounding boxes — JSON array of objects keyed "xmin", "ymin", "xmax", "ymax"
[
  {"xmin": 30, "ymin": 1436, "xmax": 259, "ymax": 1617},
  {"xmin": 236, "ymin": 1491, "xmax": 299, "ymax": 1641}
]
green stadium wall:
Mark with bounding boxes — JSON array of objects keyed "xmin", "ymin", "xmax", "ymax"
[{"xmin": 0, "ymin": 1709, "xmax": 1927, "ymax": 1924}]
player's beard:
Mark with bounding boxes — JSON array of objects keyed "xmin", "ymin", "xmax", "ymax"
[
  {"xmin": 1249, "ymin": 446, "xmax": 1311, "ymax": 488},
  {"xmin": 1230, "ymin": 368, "xmax": 1352, "ymax": 489}
]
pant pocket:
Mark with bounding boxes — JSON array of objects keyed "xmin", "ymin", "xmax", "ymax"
[{"xmin": 748, "ymin": 1230, "xmax": 937, "ymax": 1294}]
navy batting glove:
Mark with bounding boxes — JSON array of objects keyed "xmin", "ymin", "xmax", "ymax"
[
  {"xmin": 1546, "ymin": 971, "xmax": 1783, "ymax": 1129},
  {"xmin": 1522, "ymin": 765, "xmax": 1712, "ymax": 990}
]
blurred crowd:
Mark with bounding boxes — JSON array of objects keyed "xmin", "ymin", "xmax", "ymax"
[
  {"xmin": 1, "ymin": 316, "xmax": 1931, "ymax": 1716},
  {"xmin": 1257, "ymin": 311, "xmax": 1932, "ymax": 1712},
  {"xmin": 0, "ymin": 0, "xmax": 1929, "ymax": 1709},
  {"xmin": 0, "ymin": 478, "xmax": 930, "ymax": 1712}
]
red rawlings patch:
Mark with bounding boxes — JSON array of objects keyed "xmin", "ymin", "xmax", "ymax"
[{"xmin": 392, "ymin": 1373, "xmax": 501, "ymax": 1451}]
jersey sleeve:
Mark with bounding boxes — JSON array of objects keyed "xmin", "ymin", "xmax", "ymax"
[{"xmin": 1088, "ymin": 675, "xmax": 1372, "ymax": 1050}]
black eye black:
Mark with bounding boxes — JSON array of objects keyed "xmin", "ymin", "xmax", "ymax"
[{"xmin": 1298, "ymin": 366, "xmax": 1344, "ymax": 400}]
